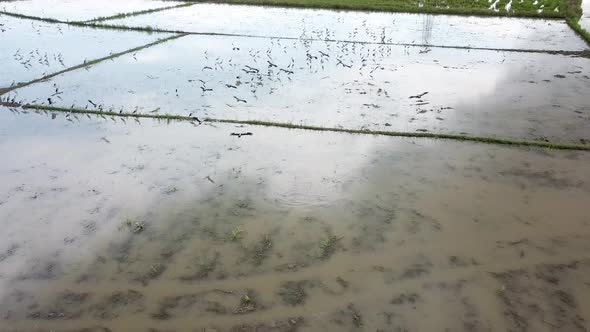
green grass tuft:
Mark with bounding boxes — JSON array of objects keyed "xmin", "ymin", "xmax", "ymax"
[
  {"xmin": 229, "ymin": 227, "xmax": 244, "ymax": 241},
  {"xmin": 164, "ymin": 185, "xmax": 179, "ymax": 194},
  {"xmin": 319, "ymin": 235, "xmax": 340, "ymax": 259},
  {"xmin": 121, "ymin": 218, "xmax": 145, "ymax": 233}
]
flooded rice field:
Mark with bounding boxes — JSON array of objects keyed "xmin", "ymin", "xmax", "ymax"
[
  {"xmin": 1, "ymin": 1, "xmax": 590, "ymax": 331},
  {"xmin": 1, "ymin": 109, "xmax": 590, "ymax": 331},
  {"xmin": 0, "ymin": 0, "xmax": 176, "ymax": 22},
  {"xmin": 0, "ymin": 14, "xmax": 170, "ymax": 88},
  {"xmin": 5, "ymin": 34, "xmax": 590, "ymax": 144},
  {"xmin": 106, "ymin": 3, "xmax": 588, "ymax": 51}
]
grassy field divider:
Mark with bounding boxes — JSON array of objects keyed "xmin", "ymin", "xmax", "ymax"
[
  {"xmin": 80, "ymin": 2, "xmax": 196, "ymax": 23},
  {"xmin": 0, "ymin": 2, "xmax": 195, "ymax": 24},
  {"xmin": 0, "ymin": 10, "xmax": 182, "ymax": 32},
  {"xmin": 567, "ymin": 17, "xmax": 590, "ymax": 46},
  {"xmin": 4, "ymin": 103, "xmax": 589, "ymax": 151},
  {"xmin": 562, "ymin": 0, "xmax": 590, "ymax": 46},
  {"xmin": 0, "ymin": 0, "xmax": 570, "ymax": 19},
  {"xmin": 0, "ymin": 10, "xmax": 66, "ymax": 23},
  {"xmin": 180, "ymin": 0, "xmax": 566, "ymax": 18},
  {"xmin": 0, "ymin": 34, "xmax": 188, "ymax": 96}
]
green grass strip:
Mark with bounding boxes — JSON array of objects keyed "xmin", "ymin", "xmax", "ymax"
[
  {"xmin": 183, "ymin": 0, "xmax": 565, "ymax": 18},
  {"xmin": 0, "ymin": 3, "xmax": 195, "ymax": 24},
  {"xmin": 567, "ymin": 17, "xmax": 590, "ymax": 47},
  {"xmin": 561, "ymin": 0, "xmax": 590, "ymax": 47},
  {"xmin": 0, "ymin": 10, "xmax": 65, "ymax": 23},
  {"xmin": 0, "ymin": 0, "xmax": 568, "ymax": 19},
  {"xmin": 80, "ymin": 2, "xmax": 195, "ymax": 23},
  {"xmin": 0, "ymin": 10, "xmax": 178, "ymax": 33},
  {"xmin": 7, "ymin": 103, "xmax": 589, "ymax": 151},
  {"xmin": 0, "ymin": 33, "xmax": 188, "ymax": 96}
]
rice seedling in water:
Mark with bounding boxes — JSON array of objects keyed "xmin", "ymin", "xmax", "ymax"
[
  {"xmin": 230, "ymin": 226, "xmax": 243, "ymax": 241},
  {"xmin": 319, "ymin": 235, "xmax": 340, "ymax": 259}
]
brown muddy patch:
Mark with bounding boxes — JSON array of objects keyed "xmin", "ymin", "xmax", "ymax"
[
  {"xmin": 151, "ymin": 289, "xmax": 261, "ymax": 320},
  {"xmin": 493, "ymin": 261, "xmax": 589, "ymax": 331},
  {"xmin": 0, "ymin": 111, "xmax": 589, "ymax": 331}
]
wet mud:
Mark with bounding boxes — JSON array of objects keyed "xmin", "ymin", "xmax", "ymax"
[
  {"xmin": 1, "ymin": 2, "xmax": 590, "ymax": 331},
  {"xmin": 0, "ymin": 109, "xmax": 589, "ymax": 331}
]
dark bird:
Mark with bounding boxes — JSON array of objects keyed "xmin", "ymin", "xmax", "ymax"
[
  {"xmin": 47, "ymin": 98, "xmax": 53, "ymax": 105},
  {"xmin": 233, "ymin": 96, "xmax": 247, "ymax": 103},
  {"xmin": 409, "ymin": 92, "xmax": 429, "ymax": 99},
  {"xmin": 88, "ymin": 100, "xmax": 97, "ymax": 107},
  {"xmin": 244, "ymin": 65, "xmax": 259, "ymax": 73},
  {"xmin": 202, "ymin": 66, "xmax": 213, "ymax": 70},
  {"xmin": 230, "ymin": 132, "xmax": 253, "ymax": 138},
  {"xmin": 336, "ymin": 59, "xmax": 352, "ymax": 68}
]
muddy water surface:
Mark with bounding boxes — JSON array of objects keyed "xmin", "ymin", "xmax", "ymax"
[
  {"xmin": 0, "ymin": 0, "xmax": 176, "ymax": 21},
  {"xmin": 0, "ymin": 14, "xmax": 170, "ymax": 88},
  {"xmin": 1, "ymin": 107, "xmax": 590, "ymax": 331},
  {"xmin": 7, "ymin": 34, "xmax": 590, "ymax": 144},
  {"xmin": 107, "ymin": 3, "xmax": 588, "ymax": 51}
]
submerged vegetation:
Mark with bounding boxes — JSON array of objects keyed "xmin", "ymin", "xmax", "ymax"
[
  {"xmin": 319, "ymin": 235, "xmax": 340, "ymax": 259},
  {"xmin": 122, "ymin": 218, "xmax": 145, "ymax": 233},
  {"xmin": 229, "ymin": 227, "xmax": 244, "ymax": 241}
]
